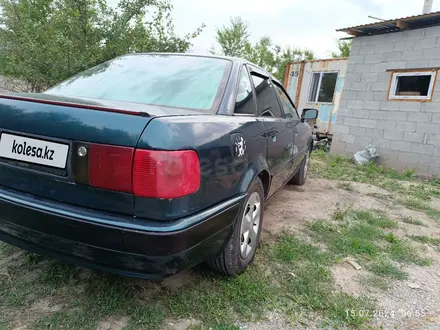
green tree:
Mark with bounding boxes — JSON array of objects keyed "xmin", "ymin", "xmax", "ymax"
[
  {"xmin": 211, "ymin": 16, "xmax": 316, "ymax": 83},
  {"xmin": 245, "ymin": 36, "xmax": 276, "ymax": 72},
  {"xmin": 273, "ymin": 46, "xmax": 315, "ymax": 82},
  {"xmin": 0, "ymin": 0, "xmax": 204, "ymax": 92},
  {"xmin": 331, "ymin": 39, "xmax": 352, "ymax": 58},
  {"xmin": 211, "ymin": 16, "xmax": 250, "ymax": 58}
]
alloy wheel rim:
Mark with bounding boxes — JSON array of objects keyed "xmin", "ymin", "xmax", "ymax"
[{"xmin": 240, "ymin": 192, "xmax": 261, "ymax": 259}]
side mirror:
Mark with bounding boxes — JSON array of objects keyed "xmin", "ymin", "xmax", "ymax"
[{"xmin": 301, "ymin": 108, "xmax": 318, "ymax": 121}]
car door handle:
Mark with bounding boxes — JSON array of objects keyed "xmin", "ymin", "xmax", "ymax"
[{"xmin": 266, "ymin": 129, "xmax": 279, "ymax": 137}]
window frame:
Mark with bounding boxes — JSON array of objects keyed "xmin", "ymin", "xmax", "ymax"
[
  {"xmin": 387, "ymin": 69, "xmax": 438, "ymax": 102},
  {"xmin": 272, "ymin": 80, "xmax": 300, "ymax": 120},
  {"xmin": 247, "ymin": 65, "xmax": 286, "ymax": 119},
  {"xmin": 307, "ymin": 71, "xmax": 339, "ymax": 104},
  {"xmin": 232, "ymin": 64, "xmax": 258, "ymax": 116}
]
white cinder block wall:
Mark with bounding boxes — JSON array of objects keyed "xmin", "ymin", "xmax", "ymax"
[{"xmin": 331, "ymin": 26, "xmax": 440, "ymax": 176}]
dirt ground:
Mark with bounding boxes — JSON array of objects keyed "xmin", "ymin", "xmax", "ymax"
[{"xmin": 262, "ymin": 178, "xmax": 440, "ymax": 330}]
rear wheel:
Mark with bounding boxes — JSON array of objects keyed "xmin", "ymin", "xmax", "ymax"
[
  {"xmin": 289, "ymin": 150, "xmax": 310, "ymax": 186},
  {"xmin": 208, "ymin": 178, "xmax": 264, "ymax": 276}
]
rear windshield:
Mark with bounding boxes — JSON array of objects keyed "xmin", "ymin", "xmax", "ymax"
[{"xmin": 45, "ymin": 55, "xmax": 232, "ymax": 111}]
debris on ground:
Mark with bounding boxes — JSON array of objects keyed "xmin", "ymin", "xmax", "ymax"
[
  {"xmin": 345, "ymin": 258, "xmax": 362, "ymax": 270},
  {"xmin": 353, "ymin": 145, "xmax": 379, "ymax": 165},
  {"xmin": 407, "ymin": 283, "xmax": 421, "ymax": 289}
]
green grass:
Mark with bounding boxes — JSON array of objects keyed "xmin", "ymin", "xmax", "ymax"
[
  {"xmin": 409, "ymin": 235, "xmax": 440, "ymax": 246},
  {"xmin": 384, "ymin": 233, "xmax": 399, "ymax": 244},
  {"xmin": 33, "ymin": 310, "xmax": 99, "ymax": 330},
  {"xmin": 352, "ymin": 210, "xmax": 398, "ymax": 229},
  {"xmin": 368, "ymin": 259, "xmax": 408, "ymax": 280},
  {"xmin": 386, "ymin": 240, "xmax": 431, "ymax": 266},
  {"xmin": 337, "ymin": 182, "xmax": 357, "ymax": 192},
  {"xmin": 0, "ymin": 242, "xmax": 17, "ymax": 258},
  {"xmin": 379, "ymin": 180, "xmax": 404, "ymax": 192},
  {"xmin": 38, "ymin": 262, "xmax": 80, "ymax": 287},
  {"xmin": 431, "ymin": 175, "xmax": 440, "ymax": 186},
  {"xmin": 401, "ymin": 216, "xmax": 426, "ymax": 226},
  {"xmin": 123, "ymin": 305, "xmax": 166, "ymax": 330},
  {"xmin": 268, "ymin": 233, "xmax": 373, "ymax": 326},
  {"xmin": 397, "ymin": 198, "xmax": 440, "ymax": 222},
  {"xmin": 271, "ymin": 233, "xmax": 332, "ymax": 265},
  {"xmin": 427, "ymin": 209, "xmax": 440, "ymax": 222},
  {"xmin": 310, "ymin": 152, "xmax": 412, "ymax": 183},
  {"xmin": 398, "ymin": 198, "xmax": 431, "ymax": 212},
  {"xmin": 333, "ymin": 207, "xmax": 350, "ymax": 221},
  {"xmin": 167, "ymin": 266, "xmax": 274, "ymax": 324},
  {"xmin": 311, "ymin": 153, "xmax": 440, "ymax": 202},
  {"xmin": 309, "ymin": 209, "xmax": 430, "ymax": 277},
  {"xmin": 310, "ymin": 220, "xmax": 382, "ymax": 258},
  {"xmin": 309, "ymin": 209, "xmax": 396, "ymax": 259},
  {"xmin": 408, "ymin": 184, "xmax": 435, "ymax": 200},
  {"xmin": 359, "ymin": 274, "xmax": 390, "ymax": 291}
]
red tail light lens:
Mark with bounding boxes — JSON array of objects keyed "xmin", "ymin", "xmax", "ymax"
[
  {"xmin": 89, "ymin": 144, "xmax": 134, "ymax": 193},
  {"xmin": 133, "ymin": 149, "xmax": 200, "ymax": 198}
]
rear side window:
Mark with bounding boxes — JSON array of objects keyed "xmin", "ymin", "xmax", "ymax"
[
  {"xmin": 251, "ymin": 74, "xmax": 283, "ymax": 118},
  {"xmin": 273, "ymin": 83, "xmax": 299, "ymax": 120},
  {"xmin": 235, "ymin": 67, "xmax": 255, "ymax": 115}
]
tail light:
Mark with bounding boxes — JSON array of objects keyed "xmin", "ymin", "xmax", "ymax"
[
  {"xmin": 133, "ymin": 149, "xmax": 200, "ymax": 198},
  {"xmin": 88, "ymin": 144, "xmax": 134, "ymax": 193},
  {"xmin": 87, "ymin": 144, "xmax": 200, "ymax": 198}
]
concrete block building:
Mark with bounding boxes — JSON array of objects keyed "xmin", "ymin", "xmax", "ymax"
[{"xmin": 331, "ymin": 11, "xmax": 440, "ymax": 176}]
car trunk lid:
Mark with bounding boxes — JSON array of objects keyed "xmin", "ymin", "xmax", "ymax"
[{"xmin": 0, "ymin": 93, "xmax": 158, "ymax": 215}]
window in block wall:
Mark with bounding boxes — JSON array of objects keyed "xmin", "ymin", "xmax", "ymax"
[
  {"xmin": 308, "ymin": 71, "xmax": 338, "ymax": 104},
  {"xmin": 388, "ymin": 70, "xmax": 437, "ymax": 101}
]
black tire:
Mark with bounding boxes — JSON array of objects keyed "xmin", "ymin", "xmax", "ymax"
[
  {"xmin": 208, "ymin": 178, "xmax": 264, "ymax": 276},
  {"xmin": 289, "ymin": 149, "xmax": 310, "ymax": 186}
]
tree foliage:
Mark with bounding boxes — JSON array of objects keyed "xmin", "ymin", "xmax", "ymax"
[
  {"xmin": 272, "ymin": 46, "xmax": 314, "ymax": 81},
  {"xmin": 211, "ymin": 16, "xmax": 249, "ymax": 58},
  {"xmin": 331, "ymin": 39, "xmax": 352, "ymax": 58},
  {"xmin": 245, "ymin": 36, "xmax": 276, "ymax": 72},
  {"xmin": 0, "ymin": 0, "xmax": 204, "ymax": 92},
  {"xmin": 212, "ymin": 16, "xmax": 315, "ymax": 83}
]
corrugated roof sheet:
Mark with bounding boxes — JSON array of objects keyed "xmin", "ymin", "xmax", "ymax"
[{"xmin": 337, "ymin": 11, "xmax": 440, "ymax": 36}]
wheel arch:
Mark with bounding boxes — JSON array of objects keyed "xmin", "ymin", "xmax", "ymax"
[{"xmin": 238, "ymin": 155, "xmax": 271, "ymax": 199}]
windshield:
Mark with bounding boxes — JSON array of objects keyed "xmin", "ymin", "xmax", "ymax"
[{"xmin": 45, "ymin": 55, "xmax": 232, "ymax": 111}]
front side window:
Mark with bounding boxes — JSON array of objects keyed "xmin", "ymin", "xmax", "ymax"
[
  {"xmin": 308, "ymin": 72, "xmax": 338, "ymax": 104},
  {"xmin": 273, "ymin": 83, "xmax": 299, "ymax": 120},
  {"xmin": 251, "ymin": 74, "xmax": 283, "ymax": 118},
  {"xmin": 388, "ymin": 70, "xmax": 437, "ymax": 101},
  {"xmin": 46, "ymin": 55, "xmax": 232, "ymax": 111},
  {"xmin": 235, "ymin": 66, "xmax": 255, "ymax": 115}
]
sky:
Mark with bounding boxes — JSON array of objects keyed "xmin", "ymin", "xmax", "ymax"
[{"xmin": 169, "ymin": 0, "xmax": 440, "ymax": 58}]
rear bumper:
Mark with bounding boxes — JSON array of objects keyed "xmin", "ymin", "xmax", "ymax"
[{"xmin": 0, "ymin": 186, "xmax": 244, "ymax": 279}]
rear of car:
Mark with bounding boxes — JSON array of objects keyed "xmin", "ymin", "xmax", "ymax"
[{"xmin": 0, "ymin": 54, "xmax": 240, "ymax": 279}]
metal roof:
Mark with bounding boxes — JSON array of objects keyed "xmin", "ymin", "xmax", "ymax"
[{"xmin": 337, "ymin": 11, "xmax": 440, "ymax": 36}]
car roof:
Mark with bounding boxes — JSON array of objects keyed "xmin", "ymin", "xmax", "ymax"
[{"xmin": 120, "ymin": 52, "xmax": 282, "ymax": 85}]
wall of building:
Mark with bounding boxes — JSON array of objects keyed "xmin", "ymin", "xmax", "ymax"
[
  {"xmin": 331, "ymin": 25, "xmax": 440, "ymax": 176},
  {"xmin": 285, "ymin": 59, "xmax": 347, "ymax": 134}
]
